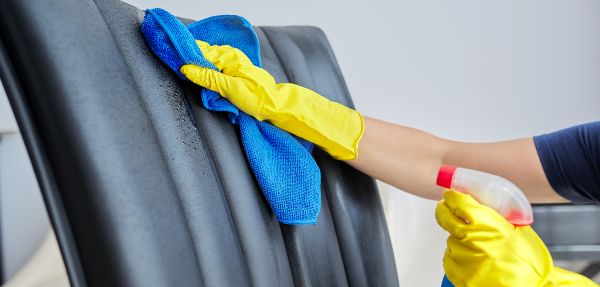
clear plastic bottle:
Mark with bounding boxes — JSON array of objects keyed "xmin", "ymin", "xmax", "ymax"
[{"xmin": 436, "ymin": 165, "xmax": 533, "ymax": 226}]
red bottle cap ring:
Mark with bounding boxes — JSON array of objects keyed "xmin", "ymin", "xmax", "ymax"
[{"xmin": 436, "ymin": 165, "xmax": 457, "ymax": 189}]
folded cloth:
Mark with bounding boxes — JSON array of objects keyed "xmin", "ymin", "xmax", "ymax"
[{"xmin": 141, "ymin": 8, "xmax": 321, "ymax": 224}]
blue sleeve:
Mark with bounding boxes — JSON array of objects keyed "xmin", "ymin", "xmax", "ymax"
[{"xmin": 533, "ymin": 122, "xmax": 600, "ymax": 203}]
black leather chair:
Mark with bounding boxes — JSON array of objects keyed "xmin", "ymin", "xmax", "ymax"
[
  {"xmin": 0, "ymin": 0, "xmax": 399, "ymax": 286},
  {"xmin": 533, "ymin": 205, "xmax": 600, "ymax": 279}
]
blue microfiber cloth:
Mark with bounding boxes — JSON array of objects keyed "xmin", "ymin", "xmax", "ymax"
[
  {"xmin": 441, "ymin": 275, "xmax": 454, "ymax": 287},
  {"xmin": 141, "ymin": 8, "xmax": 321, "ymax": 224}
]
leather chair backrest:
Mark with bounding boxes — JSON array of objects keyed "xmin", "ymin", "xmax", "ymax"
[{"xmin": 0, "ymin": 0, "xmax": 398, "ymax": 286}]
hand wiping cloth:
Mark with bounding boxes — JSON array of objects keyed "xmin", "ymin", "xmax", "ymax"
[{"xmin": 141, "ymin": 8, "xmax": 321, "ymax": 224}]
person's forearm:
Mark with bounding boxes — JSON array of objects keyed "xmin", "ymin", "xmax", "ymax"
[
  {"xmin": 344, "ymin": 116, "xmax": 568, "ymax": 203},
  {"xmin": 343, "ymin": 116, "xmax": 448, "ymax": 200}
]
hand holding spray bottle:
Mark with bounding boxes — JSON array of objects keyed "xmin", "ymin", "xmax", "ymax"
[{"xmin": 436, "ymin": 165, "xmax": 534, "ymax": 287}]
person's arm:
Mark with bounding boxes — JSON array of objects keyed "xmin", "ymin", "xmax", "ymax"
[
  {"xmin": 177, "ymin": 41, "xmax": 591, "ymax": 204},
  {"xmin": 345, "ymin": 116, "xmax": 567, "ymax": 203}
]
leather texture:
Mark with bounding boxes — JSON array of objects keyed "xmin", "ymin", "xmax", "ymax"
[{"xmin": 0, "ymin": 0, "xmax": 399, "ymax": 286}]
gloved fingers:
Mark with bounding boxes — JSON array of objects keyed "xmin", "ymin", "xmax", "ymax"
[
  {"xmin": 180, "ymin": 64, "xmax": 233, "ymax": 94},
  {"xmin": 442, "ymin": 190, "xmax": 511, "ymax": 229},
  {"xmin": 446, "ymin": 235, "xmax": 487, "ymax": 257},
  {"xmin": 435, "ymin": 200, "xmax": 471, "ymax": 238},
  {"xmin": 181, "ymin": 64, "xmax": 271, "ymax": 118},
  {"xmin": 440, "ymin": 190, "xmax": 480, "ymax": 224},
  {"xmin": 194, "ymin": 40, "xmax": 279, "ymax": 85},
  {"xmin": 195, "ymin": 40, "xmax": 253, "ymax": 74}
]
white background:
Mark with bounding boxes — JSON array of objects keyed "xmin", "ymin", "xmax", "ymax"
[{"xmin": 2, "ymin": 0, "xmax": 600, "ymax": 286}]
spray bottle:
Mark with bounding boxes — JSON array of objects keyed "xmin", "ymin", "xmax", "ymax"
[{"xmin": 436, "ymin": 165, "xmax": 534, "ymax": 287}]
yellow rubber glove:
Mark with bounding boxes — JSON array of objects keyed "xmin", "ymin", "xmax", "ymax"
[
  {"xmin": 180, "ymin": 40, "xmax": 364, "ymax": 160},
  {"xmin": 436, "ymin": 190, "xmax": 598, "ymax": 287}
]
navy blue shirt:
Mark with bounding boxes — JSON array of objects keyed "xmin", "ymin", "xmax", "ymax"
[{"xmin": 534, "ymin": 122, "xmax": 600, "ymax": 203}]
